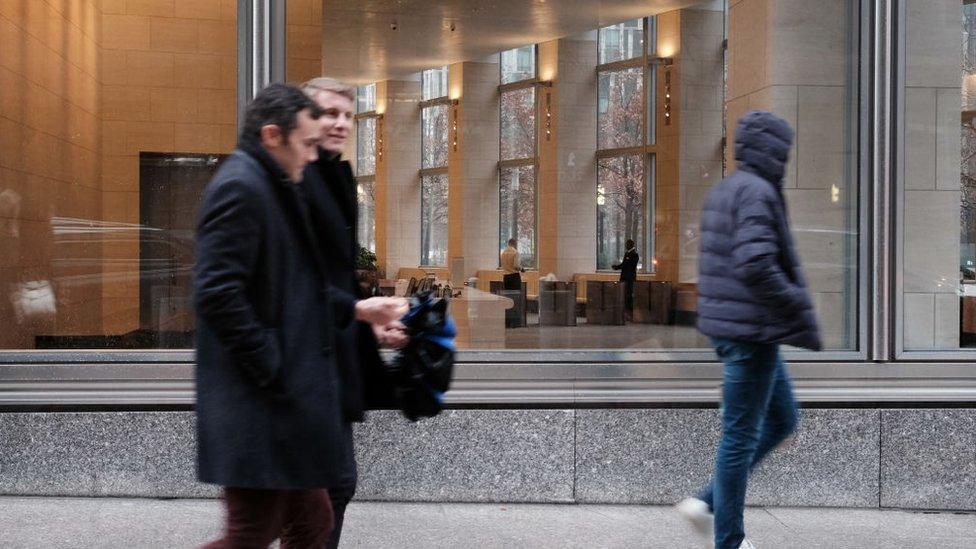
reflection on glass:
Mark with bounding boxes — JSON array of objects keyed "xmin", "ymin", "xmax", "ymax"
[
  {"xmin": 599, "ymin": 18, "xmax": 644, "ymax": 64},
  {"xmin": 954, "ymin": 2, "xmax": 976, "ymax": 348},
  {"xmin": 0, "ymin": 0, "xmax": 864, "ymax": 354},
  {"xmin": 422, "ymin": 67, "xmax": 449, "ymax": 101},
  {"xmin": 357, "ymin": 117, "xmax": 376, "ymax": 176},
  {"xmin": 599, "ymin": 68, "xmax": 643, "ymax": 149},
  {"xmin": 501, "ymin": 45, "xmax": 536, "ymax": 84},
  {"xmin": 357, "ymin": 179, "xmax": 376, "ymax": 252},
  {"xmin": 501, "ymin": 88, "xmax": 536, "ymax": 160},
  {"xmin": 422, "ymin": 105, "xmax": 450, "ymax": 169},
  {"xmin": 0, "ymin": 5, "xmax": 237, "ymax": 350},
  {"xmin": 597, "ymin": 155, "xmax": 644, "ymax": 271},
  {"xmin": 500, "ymin": 166, "xmax": 537, "ymax": 270},
  {"xmin": 421, "ymin": 174, "xmax": 449, "ymax": 266},
  {"xmin": 903, "ymin": 0, "xmax": 966, "ymax": 350}
]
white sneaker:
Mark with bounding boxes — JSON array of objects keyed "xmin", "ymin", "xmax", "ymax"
[
  {"xmin": 738, "ymin": 539, "xmax": 757, "ymax": 549},
  {"xmin": 675, "ymin": 497, "xmax": 714, "ymax": 539}
]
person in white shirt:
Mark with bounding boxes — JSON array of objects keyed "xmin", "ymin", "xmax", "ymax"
[{"xmin": 500, "ymin": 238, "xmax": 521, "ymax": 289}]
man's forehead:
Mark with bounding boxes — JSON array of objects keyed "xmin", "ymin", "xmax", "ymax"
[{"xmin": 314, "ymin": 90, "xmax": 353, "ymax": 109}]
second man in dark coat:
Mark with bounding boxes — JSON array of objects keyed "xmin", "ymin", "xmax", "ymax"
[{"xmin": 300, "ymin": 76, "xmax": 409, "ymax": 549}]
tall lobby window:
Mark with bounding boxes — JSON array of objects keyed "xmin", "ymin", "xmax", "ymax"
[
  {"xmin": 499, "ymin": 45, "xmax": 539, "ymax": 270},
  {"xmin": 420, "ymin": 67, "xmax": 450, "ymax": 266},
  {"xmin": 501, "ymin": 45, "xmax": 536, "ymax": 84},
  {"xmin": 596, "ymin": 18, "xmax": 653, "ymax": 271},
  {"xmin": 900, "ymin": 0, "xmax": 976, "ymax": 353},
  {"xmin": 0, "ymin": 1, "xmax": 238, "ymax": 350},
  {"xmin": 596, "ymin": 155, "xmax": 648, "ymax": 271},
  {"xmin": 355, "ymin": 84, "xmax": 378, "ymax": 252}
]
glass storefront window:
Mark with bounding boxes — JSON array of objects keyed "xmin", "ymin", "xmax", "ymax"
[
  {"xmin": 901, "ymin": 0, "xmax": 972, "ymax": 351},
  {"xmin": 0, "ymin": 0, "xmax": 862, "ymax": 355}
]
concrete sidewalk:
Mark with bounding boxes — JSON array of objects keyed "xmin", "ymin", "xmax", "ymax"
[{"xmin": 0, "ymin": 497, "xmax": 973, "ymax": 548}]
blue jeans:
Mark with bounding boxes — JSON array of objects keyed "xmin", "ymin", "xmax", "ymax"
[{"xmin": 696, "ymin": 338, "xmax": 799, "ymax": 549}]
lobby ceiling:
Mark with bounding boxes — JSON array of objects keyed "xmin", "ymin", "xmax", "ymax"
[{"xmin": 319, "ymin": 0, "xmax": 723, "ymax": 83}]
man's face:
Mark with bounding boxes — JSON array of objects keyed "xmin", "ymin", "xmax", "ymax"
[
  {"xmin": 313, "ymin": 90, "xmax": 354, "ymax": 156},
  {"xmin": 262, "ymin": 108, "xmax": 321, "ymax": 182}
]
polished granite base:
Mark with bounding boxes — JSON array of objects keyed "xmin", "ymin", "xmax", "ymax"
[
  {"xmin": 881, "ymin": 409, "xmax": 976, "ymax": 510},
  {"xmin": 0, "ymin": 408, "xmax": 971, "ymax": 510}
]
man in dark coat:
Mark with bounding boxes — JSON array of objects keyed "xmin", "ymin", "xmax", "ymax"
[
  {"xmin": 194, "ymin": 83, "xmax": 407, "ymax": 548},
  {"xmin": 299, "ymin": 76, "xmax": 408, "ymax": 549},
  {"xmin": 675, "ymin": 111, "xmax": 822, "ymax": 549},
  {"xmin": 612, "ymin": 239, "xmax": 639, "ymax": 319}
]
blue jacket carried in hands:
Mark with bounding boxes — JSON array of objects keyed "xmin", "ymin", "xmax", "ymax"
[{"xmin": 696, "ymin": 110, "xmax": 822, "ymax": 351}]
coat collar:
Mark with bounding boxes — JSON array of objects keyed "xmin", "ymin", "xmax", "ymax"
[
  {"xmin": 237, "ymin": 134, "xmax": 294, "ymax": 187},
  {"xmin": 237, "ymin": 134, "xmax": 334, "ymax": 281}
]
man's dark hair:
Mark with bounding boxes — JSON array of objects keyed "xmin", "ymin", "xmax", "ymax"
[
  {"xmin": 508, "ymin": 238, "xmax": 517, "ymax": 247},
  {"xmin": 626, "ymin": 239, "xmax": 635, "ymax": 249},
  {"xmin": 241, "ymin": 83, "xmax": 324, "ymax": 143}
]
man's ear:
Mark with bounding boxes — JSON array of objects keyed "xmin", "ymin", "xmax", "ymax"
[{"xmin": 260, "ymin": 124, "xmax": 283, "ymax": 148}]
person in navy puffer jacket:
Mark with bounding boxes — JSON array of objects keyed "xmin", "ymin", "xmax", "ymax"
[{"xmin": 675, "ymin": 111, "xmax": 822, "ymax": 549}]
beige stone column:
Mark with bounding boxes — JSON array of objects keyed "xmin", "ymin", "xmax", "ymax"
[
  {"xmin": 375, "ymin": 79, "xmax": 422, "ymax": 279},
  {"xmin": 554, "ymin": 32, "xmax": 598, "ymax": 280},
  {"xmin": 654, "ymin": 11, "xmax": 681, "ymax": 284},
  {"xmin": 537, "ymin": 41, "xmax": 559, "ymax": 276},
  {"xmin": 449, "ymin": 58, "xmax": 501, "ymax": 279},
  {"xmin": 677, "ymin": 6, "xmax": 725, "ymax": 284}
]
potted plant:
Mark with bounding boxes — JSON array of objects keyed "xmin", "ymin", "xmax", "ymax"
[{"xmin": 355, "ymin": 245, "xmax": 379, "ymax": 296}]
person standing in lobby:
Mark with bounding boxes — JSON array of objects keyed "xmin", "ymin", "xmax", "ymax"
[
  {"xmin": 612, "ymin": 239, "xmax": 639, "ymax": 320},
  {"xmin": 299, "ymin": 76, "xmax": 410, "ymax": 549},
  {"xmin": 500, "ymin": 238, "xmax": 523, "ymax": 290},
  {"xmin": 675, "ymin": 111, "xmax": 822, "ymax": 549},
  {"xmin": 194, "ymin": 83, "xmax": 407, "ymax": 548}
]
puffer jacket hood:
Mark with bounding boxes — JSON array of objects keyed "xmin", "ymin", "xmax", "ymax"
[{"xmin": 734, "ymin": 110, "xmax": 794, "ymax": 185}]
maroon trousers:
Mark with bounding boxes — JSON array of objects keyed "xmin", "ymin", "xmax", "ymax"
[{"xmin": 202, "ymin": 487, "xmax": 334, "ymax": 549}]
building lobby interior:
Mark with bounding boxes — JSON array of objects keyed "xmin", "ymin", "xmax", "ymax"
[{"xmin": 5, "ymin": 0, "xmax": 944, "ymax": 355}]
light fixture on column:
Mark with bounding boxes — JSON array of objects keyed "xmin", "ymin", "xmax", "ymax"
[
  {"xmin": 451, "ymin": 99, "xmax": 459, "ymax": 152},
  {"xmin": 664, "ymin": 68, "xmax": 672, "ymax": 126},
  {"xmin": 650, "ymin": 57, "xmax": 673, "ymax": 126},
  {"xmin": 536, "ymin": 80, "xmax": 553, "ymax": 141},
  {"xmin": 376, "ymin": 114, "xmax": 384, "ymax": 159},
  {"xmin": 545, "ymin": 90, "xmax": 552, "ymax": 140}
]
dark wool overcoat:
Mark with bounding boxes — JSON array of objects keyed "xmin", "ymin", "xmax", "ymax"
[{"xmin": 194, "ymin": 136, "xmax": 358, "ymax": 489}]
